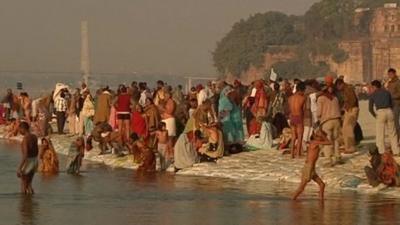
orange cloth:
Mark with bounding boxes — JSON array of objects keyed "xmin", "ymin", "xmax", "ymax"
[{"xmin": 325, "ymin": 75, "xmax": 334, "ymax": 87}]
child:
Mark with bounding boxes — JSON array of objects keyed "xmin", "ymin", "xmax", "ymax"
[
  {"xmin": 130, "ymin": 133, "xmax": 156, "ymax": 172},
  {"xmin": 155, "ymin": 122, "xmax": 169, "ymax": 171},
  {"xmin": 293, "ymin": 129, "xmax": 331, "ymax": 201}
]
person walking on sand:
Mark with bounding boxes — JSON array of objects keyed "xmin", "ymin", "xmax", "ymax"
[
  {"xmin": 17, "ymin": 122, "xmax": 39, "ymax": 195},
  {"xmin": 317, "ymin": 78, "xmax": 342, "ymax": 167},
  {"xmin": 336, "ymin": 79, "xmax": 359, "ymax": 154},
  {"xmin": 93, "ymin": 87, "xmax": 112, "ymax": 124},
  {"xmin": 369, "ymin": 80, "xmax": 400, "ymax": 155},
  {"xmin": 385, "ymin": 68, "xmax": 400, "ymax": 138},
  {"xmin": 293, "ymin": 129, "xmax": 331, "ymax": 201},
  {"xmin": 288, "ymin": 81, "xmax": 306, "ymax": 158},
  {"xmin": 54, "ymin": 91, "xmax": 68, "ymax": 134}
]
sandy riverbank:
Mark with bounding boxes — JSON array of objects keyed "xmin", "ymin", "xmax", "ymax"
[{"xmin": 1, "ymin": 100, "xmax": 399, "ymax": 196}]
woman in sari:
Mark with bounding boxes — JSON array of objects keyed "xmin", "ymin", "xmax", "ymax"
[
  {"xmin": 66, "ymin": 137, "xmax": 85, "ymax": 175},
  {"xmin": 38, "ymin": 138, "xmax": 59, "ymax": 173},
  {"xmin": 81, "ymin": 94, "xmax": 95, "ymax": 136},
  {"xmin": 174, "ymin": 100, "xmax": 213, "ymax": 170},
  {"xmin": 249, "ymin": 80, "xmax": 268, "ymax": 136},
  {"xmin": 36, "ymin": 96, "xmax": 52, "ymax": 137},
  {"xmin": 131, "ymin": 105, "xmax": 148, "ymax": 139},
  {"xmin": 218, "ymin": 86, "xmax": 244, "ymax": 145},
  {"xmin": 143, "ymin": 98, "xmax": 160, "ymax": 133}
]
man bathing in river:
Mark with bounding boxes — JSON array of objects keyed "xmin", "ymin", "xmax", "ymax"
[
  {"xmin": 288, "ymin": 82, "xmax": 306, "ymax": 158},
  {"xmin": 293, "ymin": 129, "xmax": 331, "ymax": 201},
  {"xmin": 155, "ymin": 122, "xmax": 170, "ymax": 171},
  {"xmin": 17, "ymin": 122, "xmax": 39, "ymax": 195}
]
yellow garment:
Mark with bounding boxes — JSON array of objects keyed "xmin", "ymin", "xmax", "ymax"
[{"xmin": 39, "ymin": 148, "xmax": 59, "ymax": 173}]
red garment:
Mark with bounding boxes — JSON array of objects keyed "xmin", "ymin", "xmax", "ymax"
[
  {"xmin": 251, "ymin": 80, "xmax": 268, "ymax": 117},
  {"xmin": 0, "ymin": 105, "xmax": 5, "ymax": 125},
  {"xmin": 131, "ymin": 111, "xmax": 147, "ymax": 138},
  {"xmin": 379, "ymin": 153, "xmax": 400, "ymax": 186},
  {"xmin": 249, "ymin": 80, "xmax": 268, "ymax": 135},
  {"xmin": 248, "ymin": 118, "xmax": 262, "ymax": 136},
  {"xmin": 116, "ymin": 94, "xmax": 131, "ymax": 113}
]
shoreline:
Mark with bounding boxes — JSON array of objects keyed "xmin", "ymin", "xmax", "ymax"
[
  {"xmin": 1, "ymin": 101, "xmax": 399, "ymax": 197},
  {"xmin": 0, "ymin": 128, "xmax": 140, "ymax": 171}
]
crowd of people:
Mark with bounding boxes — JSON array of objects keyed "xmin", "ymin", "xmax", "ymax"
[{"xmin": 3, "ymin": 69, "xmax": 400, "ymax": 197}]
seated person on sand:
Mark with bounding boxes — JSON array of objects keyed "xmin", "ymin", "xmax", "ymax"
[
  {"xmin": 129, "ymin": 133, "xmax": 156, "ymax": 172},
  {"xmin": 5, "ymin": 118, "xmax": 20, "ymax": 138},
  {"xmin": 365, "ymin": 147, "xmax": 400, "ymax": 187},
  {"xmin": 197, "ymin": 123, "xmax": 224, "ymax": 162},
  {"xmin": 245, "ymin": 116, "xmax": 273, "ymax": 151},
  {"xmin": 38, "ymin": 138, "xmax": 59, "ymax": 174},
  {"xmin": 293, "ymin": 129, "xmax": 331, "ymax": 201},
  {"xmin": 278, "ymin": 128, "xmax": 292, "ymax": 153},
  {"xmin": 66, "ymin": 137, "xmax": 85, "ymax": 175}
]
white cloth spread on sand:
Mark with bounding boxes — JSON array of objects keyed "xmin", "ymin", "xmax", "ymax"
[
  {"xmin": 162, "ymin": 117, "xmax": 176, "ymax": 137},
  {"xmin": 245, "ymin": 122, "xmax": 273, "ymax": 150}
]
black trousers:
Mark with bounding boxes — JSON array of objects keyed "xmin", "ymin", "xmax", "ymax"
[{"xmin": 56, "ymin": 111, "xmax": 66, "ymax": 134}]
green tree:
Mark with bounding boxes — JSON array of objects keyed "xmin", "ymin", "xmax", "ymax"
[{"xmin": 213, "ymin": 12, "xmax": 303, "ymax": 76}]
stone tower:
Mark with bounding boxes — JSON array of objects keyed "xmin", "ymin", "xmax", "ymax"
[
  {"xmin": 370, "ymin": 3, "xmax": 400, "ymax": 80},
  {"xmin": 81, "ymin": 20, "xmax": 90, "ymax": 85}
]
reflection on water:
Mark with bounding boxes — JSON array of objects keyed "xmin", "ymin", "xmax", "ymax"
[
  {"xmin": 19, "ymin": 196, "xmax": 39, "ymax": 225},
  {"xmin": 1, "ymin": 141, "xmax": 399, "ymax": 225}
]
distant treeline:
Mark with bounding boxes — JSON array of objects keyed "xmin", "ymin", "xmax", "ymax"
[{"xmin": 213, "ymin": 0, "xmax": 400, "ymax": 79}]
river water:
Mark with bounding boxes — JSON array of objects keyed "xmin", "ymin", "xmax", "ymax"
[{"xmin": 0, "ymin": 141, "xmax": 399, "ymax": 225}]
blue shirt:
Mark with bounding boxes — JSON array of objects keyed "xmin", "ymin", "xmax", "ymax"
[{"xmin": 369, "ymin": 88, "xmax": 393, "ymax": 117}]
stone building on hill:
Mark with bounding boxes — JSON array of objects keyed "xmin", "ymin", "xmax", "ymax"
[
  {"xmin": 233, "ymin": 3, "xmax": 400, "ymax": 85},
  {"xmin": 337, "ymin": 3, "xmax": 400, "ymax": 83}
]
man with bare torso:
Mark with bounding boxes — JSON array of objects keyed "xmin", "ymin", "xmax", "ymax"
[
  {"xmin": 155, "ymin": 122, "xmax": 170, "ymax": 171},
  {"xmin": 17, "ymin": 122, "xmax": 39, "ymax": 195},
  {"xmin": 293, "ymin": 129, "xmax": 331, "ymax": 201},
  {"xmin": 159, "ymin": 91, "xmax": 177, "ymax": 158},
  {"xmin": 288, "ymin": 82, "xmax": 306, "ymax": 158}
]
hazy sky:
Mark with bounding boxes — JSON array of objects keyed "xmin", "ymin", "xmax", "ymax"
[{"xmin": 0, "ymin": 0, "xmax": 318, "ymax": 76}]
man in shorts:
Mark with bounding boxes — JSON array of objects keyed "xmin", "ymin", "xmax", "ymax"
[{"xmin": 17, "ymin": 122, "xmax": 39, "ymax": 195}]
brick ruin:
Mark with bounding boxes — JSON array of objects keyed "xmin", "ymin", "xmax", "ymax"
[{"xmin": 237, "ymin": 3, "xmax": 400, "ymax": 84}]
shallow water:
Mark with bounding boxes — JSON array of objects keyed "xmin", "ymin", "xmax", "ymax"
[{"xmin": 0, "ymin": 141, "xmax": 399, "ymax": 225}]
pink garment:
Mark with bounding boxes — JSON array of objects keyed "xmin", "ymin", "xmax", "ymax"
[
  {"xmin": 109, "ymin": 106, "xmax": 117, "ymax": 129},
  {"xmin": 0, "ymin": 105, "xmax": 4, "ymax": 125}
]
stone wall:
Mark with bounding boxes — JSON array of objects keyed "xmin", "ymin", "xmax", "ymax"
[
  {"xmin": 329, "ymin": 40, "xmax": 371, "ymax": 84},
  {"xmin": 236, "ymin": 48, "xmax": 297, "ymax": 85}
]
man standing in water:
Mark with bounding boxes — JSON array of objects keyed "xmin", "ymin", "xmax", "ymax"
[
  {"xmin": 17, "ymin": 122, "xmax": 39, "ymax": 195},
  {"xmin": 288, "ymin": 82, "xmax": 306, "ymax": 158},
  {"xmin": 293, "ymin": 129, "xmax": 331, "ymax": 201}
]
